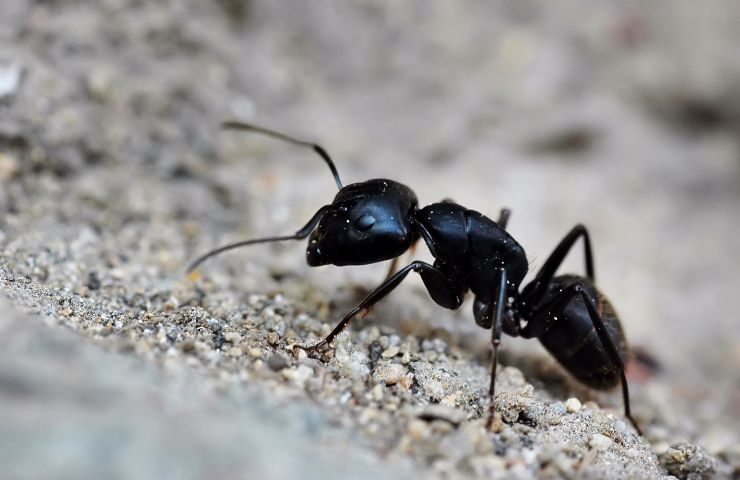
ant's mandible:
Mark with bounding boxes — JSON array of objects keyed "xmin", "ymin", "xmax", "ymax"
[{"xmin": 188, "ymin": 121, "xmax": 642, "ymax": 434}]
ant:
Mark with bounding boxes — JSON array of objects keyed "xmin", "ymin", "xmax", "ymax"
[{"xmin": 188, "ymin": 121, "xmax": 642, "ymax": 434}]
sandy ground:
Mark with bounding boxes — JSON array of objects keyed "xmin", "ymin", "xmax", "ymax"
[{"xmin": 1, "ymin": 1, "xmax": 739, "ymax": 479}]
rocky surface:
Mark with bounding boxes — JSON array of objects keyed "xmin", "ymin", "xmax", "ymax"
[{"xmin": 1, "ymin": 1, "xmax": 738, "ymax": 479}]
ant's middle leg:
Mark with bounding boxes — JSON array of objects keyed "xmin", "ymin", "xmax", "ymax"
[
  {"xmin": 484, "ymin": 268, "xmax": 507, "ymax": 430},
  {"xmin": 300, "ymin": 261, "xmax": 462, "ymax": 354}
]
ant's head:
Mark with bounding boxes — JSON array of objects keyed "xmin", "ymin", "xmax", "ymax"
[
  {"xmin": 306, "ymin": 179, "xmax": 418, "ymax": 266},
  {"xmin": 186, "ymin": 123, "xmax": 419, "ymax": 273}
]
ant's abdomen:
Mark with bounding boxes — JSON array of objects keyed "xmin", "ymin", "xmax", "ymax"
[{"xmin": 538, "ymin": 275, "xmax": 628, "ymax": 390}]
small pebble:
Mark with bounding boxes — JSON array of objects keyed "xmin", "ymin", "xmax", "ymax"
[
  {"xmin": 251, "ymin": 358, "xmax": 266, "ymax": 371},
  {"xmin": 397, "ymin": 372, "xmax": 414, "ymax": 389},
  {"xmin": 521, "ymin": 447, "xmax": 539, "ymax": 465},
  {"xmin": 370, "ymin": 383, "xmax": 384, "ymax": 402},
  {"xmin": 372, "ymin": 362, "xmax": 408, "ymax": 386},
  {"xmin": 223, "ymin": 331, "xmax": 241, "ymax": 343},
  {"xmin": 86, "ymin": 272, "xmax": 101, "ymax": 291},
  {"xmin": 564, "ymin": 397, "xmax": 582, "ymax": 413},
  {"xmin": 368, "ymin": 341, "xmax": 384, "ymax": 363},
  {"xmin": 281, "ymin": 365, "xmax": 314, "ymax": 388},
  {"xmin": 407, "ymin": 419, "xmax": 431, "ymax": 440},
  {"xmin": 418, "ymin": 378, "xmax": 444, "ymax": 400},
  {"xmin": 179, "ymin": 339, "xmax": 196, "ymax": 352},
  {"xmin": 0, "ymin": 153, "xmax": 20, "ymax": 180},
  {"xmin": 428, "ymin": 419, "xmax": 455, "ymax": 435},
  {"xmin": 163, "ymin": 297, "xmax": 179, "ymax": 312},
  {"xmin": 358, "ymin": 407, "xmax": 380, "ymax": 424},
  {"xmin": 658, "ymin": 442, "xmax": 718, "ymax": 480},
  {"xmin": 0, "ymin": 62, "xmax": 22, "ymax": 99},
  {"xmin": 418, "ymin": 404, "xmax": 467, "ymax": 426},
  {"xmin": 266, "ymin": 332, "xmax": 279, "ymax": 346},
  {"xmin": 589, "ymin": 433, "xmax": 614, "ymax": 451},
  {"xmin": 86, "ymin": 66, "xmax": 115, "ymax": 101},
  {"xmin": 440, "ymin": 393, "xmax": 459, "ymax": 408},
  {"xmin": 267, "ymin": 353, "xmax": 290, "ymax": 371},
  {"xmin": 381, "ymin": 345, "xmax": 400, "ymax": 358},
  {"xmin": 227, "ymin": 347, "xmax": 242, "ymax": 358},
  {"xmin": 467, "ymin": 455, "xmax": 507, "ymax": 477},
  {"xmin": 247, "ymin": 347, "xmax": 262, "ymax": 358}
]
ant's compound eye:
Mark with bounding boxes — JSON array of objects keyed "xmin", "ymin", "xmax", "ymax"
[{"xmin": 354, "ymin": 213, "xmax": 376, "ymax": 232}]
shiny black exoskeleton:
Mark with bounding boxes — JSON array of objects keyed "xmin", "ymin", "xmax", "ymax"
[{"xmin": 188, "ymin": 121, "xmax": 641, "ymax": 434}]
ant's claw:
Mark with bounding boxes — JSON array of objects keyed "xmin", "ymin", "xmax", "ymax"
[
  {"xmin": 295, "ymin": 340, "xmax": 334, "ymax": 361},
  {"xmin": 485, "ymin": 412, "xmax": 504, "ymax": 433},
  {"xmin": 295, "ymin": 340, "xmax": 326, "ymax": 352}
]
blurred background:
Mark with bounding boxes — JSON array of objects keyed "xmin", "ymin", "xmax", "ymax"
[{"xmin": 1, "ymin": 0, "xmax": 739, "ymax": 478}]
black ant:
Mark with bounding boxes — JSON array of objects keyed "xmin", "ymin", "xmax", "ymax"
[{"xmin": 188, "ymin": 121, "xmax": 642, "ymax": 434}]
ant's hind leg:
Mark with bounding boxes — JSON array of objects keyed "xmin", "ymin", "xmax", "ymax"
[
  {"xmin": 523, "ymin": 283, "xmax": 642, "ymax": 434},
  {"xmin": 299, "ymin": 261, "xmax": 461, "ymax": 355},
  {"xmin": 524, "ymin": 225, "xmax": 595, "ymax": 303},
  {"xmin": 541, "ymin": 225, "xmax": 594, "ymax": 281}
]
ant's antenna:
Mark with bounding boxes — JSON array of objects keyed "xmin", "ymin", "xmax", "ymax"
[
  {"xmin": 222, "ymin": 121, "xmax": 343, "ymax": 190},
  {"xmin": 187, "ymin": 235, "xmax": 300, "ymax": 273},
  {"xmin": 186, "ymin": 205, "xmax": 330, "ymax": 272}
]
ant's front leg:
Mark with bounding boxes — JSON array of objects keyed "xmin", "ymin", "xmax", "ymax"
[
  {"xmin": 298, "ymin": 261, "xmax": 462, "ymax": 356},
  {"xmin": 382, "ymin": 237, "xmax": 420, "ymax": 280}
]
